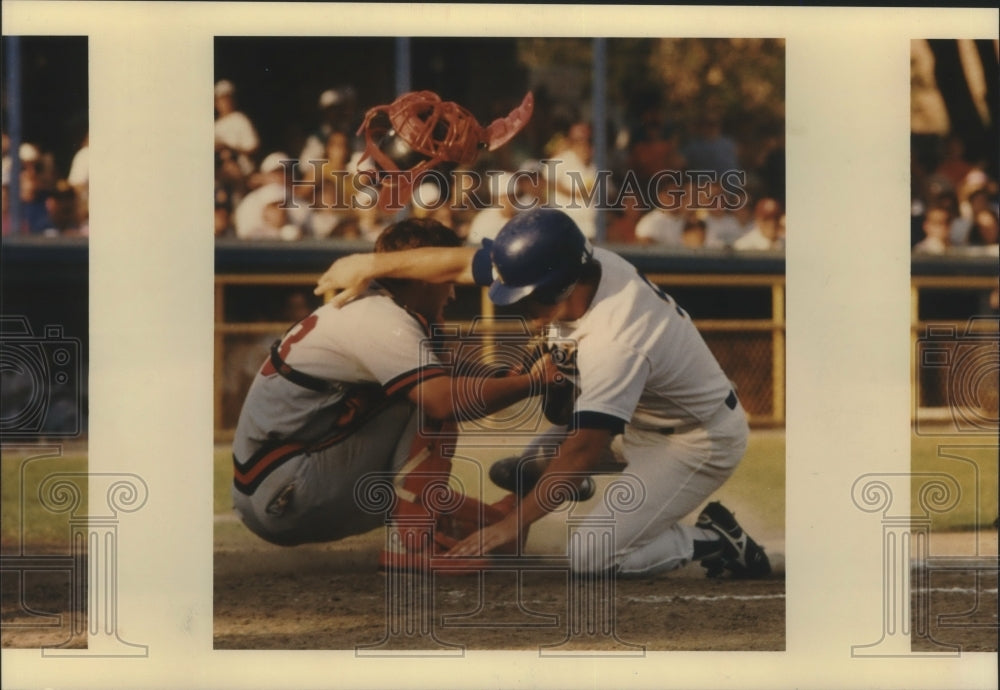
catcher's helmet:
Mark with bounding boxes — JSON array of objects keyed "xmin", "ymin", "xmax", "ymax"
[{"xmin": 484, "ymin": 208, "xmax": 593, "ymax": 306}]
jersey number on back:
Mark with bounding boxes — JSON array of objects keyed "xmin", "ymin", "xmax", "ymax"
[
  {"xmin": 641, "ymin": 275, "xmax": 687, "ymax": 318},
  {"xmin": 260, "ymin": 314, "xmax": 319, "ymax": 376}
]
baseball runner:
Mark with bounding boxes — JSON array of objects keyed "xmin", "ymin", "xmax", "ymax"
[
  {"xmin": 316, "ymin": 208, "xmax": 771, "ymax": 578},
  {"xmin": 232, "ymin": 218, "xmax": 558, "ymax": 546}
]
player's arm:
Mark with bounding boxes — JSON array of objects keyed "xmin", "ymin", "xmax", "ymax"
[
  {"xmin": 449, "ymin": 342, "xmax": 644, "ymax": 557},
  {"xmin": 512, "ymin": 424, "xmax": 612, "ymax": 523},
  {"xmin": 315, "ymin": 247, "xmax": 480, "ymax": 306},
  {"xmin": 409, "ymin": 352, "xmax": 559, "ymax": 422},
  {"xmin": 446, "ymin": 424, "xmax": 616, "ymax": 558}
]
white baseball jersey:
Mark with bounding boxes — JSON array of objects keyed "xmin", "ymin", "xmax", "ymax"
[
  {"xmin": 547, "ymin": 247, "xmax": 733, "ymax": 431},
  {"xmin": 232, "ymin": 290, "xmax": 445, "ymax": 495},
  {"xmin": 503, "ymin": 248, "xmax": 746, "ymax": 576}
]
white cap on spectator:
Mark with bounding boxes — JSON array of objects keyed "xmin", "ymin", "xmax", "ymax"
[
  {"xmin": 962, "ymin": 169, "xmax": 988, "ymax": 194},
  {"xmin": 215, "ymin": 80, "xmax": 235, "ymax": 98},
  {"xmin": 259, "ymin": 183, "xmax": 287, "ymax": 206},
  {"xmin": 260, "ymin": 152, "xmax": 290, "ymax": 174},
  {"xmin": 415, "ymin": 181, "xmax": 445, "ymax": 208},
  {"xmin": 19, "ymin": 143, "xmax": 40, "ymax": 162},
  {"xmin": 319, "ymin": 89, "xmax": 339, "ymax": 108}
]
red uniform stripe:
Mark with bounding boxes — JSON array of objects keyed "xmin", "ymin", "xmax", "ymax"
[
  {"xmin": 383, "ymin": 366, "xmax": 449, "ymax": 397},
  {"xmin": 233, "ymin": 441, "xmax": 306, "ymax": 487}
]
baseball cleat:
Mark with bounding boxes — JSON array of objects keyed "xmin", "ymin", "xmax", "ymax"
[
  {"xmin": 489, "ymin": 455, "xmax": 595, "ymax": 502},
  {"xmin": 696, "ymin": 501, "xmax": 771, "ymax": 579}
]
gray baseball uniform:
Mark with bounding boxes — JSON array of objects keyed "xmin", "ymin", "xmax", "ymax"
[{"xmin": 231, "ymin": 289, "xmax": 446, "ymax": 546}]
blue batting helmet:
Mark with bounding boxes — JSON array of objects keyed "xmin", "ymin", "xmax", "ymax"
[{"xmin": 483, "ymin": 208, "xmax": 593, "ymax": 306}]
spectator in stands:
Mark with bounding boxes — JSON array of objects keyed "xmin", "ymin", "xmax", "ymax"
[
  {"xmin": 67, "ymin": 131, "xmax": 89, "ymax": 229},
  {"xmin": 1, "ymin": 135, "xmax": 10, "ymax": 235},
  {"xmin": 680, "ymin": 114, "xmax": 739, "ymax": 177},
  {"xmin": 604, "ymin": 192, "xmax": 642, "ymax": 244},
  {"xmin": 215, "ymin": 187, "xmax": 235, "ymax": 238},
  {"xmin": 250, "ymin": 151, "xmax": 312, "ymax": 231},
  {"xmin": 42, "ymin": 180, "xmax": 85, "ymax": 236},
  {"xmin": 543, "ymin": 121, "xmax": 598, "ymax": 239},
  {"xmin": 912, "ymin": 202, "xmax": 952, "ymax": 254},
  {"xmin": 216, "ymin": 145, "xmax": 249, "ymax": 210},
  {"xmin": 247, "ymin": 151, "xmax": 289, "ymax": 191},
  {"xmin": 968, "ymin": 209, "xmax": 999, "ymax": 248},
  {"xmin": 215, "ymin": 80, "xmax": 259, "ymax": 178},
  {"xmin": 933, "ymin": 135, "xmax": 974, "ymax": 191},
  {"xmin": 1, "ymin": 133, "xmax": 10, "ymax": 186},
  {"xmin": 733, "ymin": 197, "xmax": 784, "ymax": 251},
  {"xmin": 299, "ymin": 87, "xmax": 359, "ymax": 172},
  {"xmin": 353, "ymin": 192, "xmax": 390, "ymax": 243},
  {"xmin": 467, "ymin": 171, "xmax": 520, "ymax": 245},
  {"xmin": 319, "ymin": 130, "xmax": 353, "ymax": 194},
  {"xmin": 928, "ymin": 181, "xmax": 973, "ymax": 247},
  {"xmin": 234, "ymin": 183, "xmax": 299, "ymax": 240},
  {"xmin": 15, "ymin": 143, "xmax": 55, "ymax": 235},
  {"xmin": 302, "ymin": 131, "xmax": 357, "ymax": 239},
  {"xmin": 680, "ymin": 217, "xmax": 709, "ymax": 249},
  {"xmin": 703, "ymin": 181, "xmax": 751, "ymax": 248},
  {"xmin": 959, "ymin": 172, "xmax": 998, "ymax": 227},
  {"xmin": 756, "ymin": 124, "xmax": 785, "ymax": 208},
  {"xmin": 1, "ymin": 182, "xmax": 11, "ymax": 237},
  {"xmin": 626, "ymin": 103, "xmax": 684, "ymax": 189},
  {"xmin": 634, "ymin": 176, "xmax": 687, "ymax": 246},
  {"xmin": 234, "ymin": 157, "xmax": 304, "ymax": 241},
  {"xmin": 410, "ymin": 179, "xmax": 459, "ymax": 235},
  {"xmin": 515, "ymin": 159, "xmax": 547, "ymax": 208}
]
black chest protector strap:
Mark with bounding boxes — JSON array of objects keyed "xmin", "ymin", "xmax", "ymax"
[{"xmin": 269, "ymin": 340, "xmax": 339, "ymax": 393}]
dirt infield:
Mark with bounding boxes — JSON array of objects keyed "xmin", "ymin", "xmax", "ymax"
[
  {"xmin": 213, "ymin": 526, "xmax": 787, "ymax": 651},
  {"xmin": 911, "ymin": 530, "xmax": 999, "ymax": 654},
  {"xmin": 212, "ymin": 431, "xmax": 790, "ymax": 651},
  {"xmin": 1, "ymin": 568, "xmax": 85, "ymax": 650}
]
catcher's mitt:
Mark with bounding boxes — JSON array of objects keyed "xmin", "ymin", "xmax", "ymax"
[
  {"xmin": 356, "ymin": 90, "xmax": 534, "ymax": 204},
  {"xmin": 518, "ymin": 336, "xmax": 578, "ymax": 427},
  {"xmin": 544, "ymin": 342, "xmax": 578, "ymax": 426}
]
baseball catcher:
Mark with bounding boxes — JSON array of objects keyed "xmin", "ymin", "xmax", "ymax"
[{"xmin": 231, "ymin": 218, "xmax": 561, "ymax": 553}]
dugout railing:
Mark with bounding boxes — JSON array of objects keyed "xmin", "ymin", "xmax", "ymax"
[
  {"xmin": 909, "ymin": 253, "xmax": 999, "ymax": 427},
  {"xmin": 3, "ymin": 238, "xmax": 992, "ymax": 441}
]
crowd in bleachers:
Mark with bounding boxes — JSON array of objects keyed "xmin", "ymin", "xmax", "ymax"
[
  {"xmin": 911, "ymin": 133, "xmax": 1000, "ymax": 255},
  {"xmin": 1, "ymin": 132, "xmax": 89, "ymax": 237},
  {"xmin": 214, "ymin": 79, "xmax": 789, "ymax": 251}
]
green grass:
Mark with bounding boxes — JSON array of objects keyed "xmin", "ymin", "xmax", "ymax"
[
  {"xmin": 1, "ymin": 447, "xmax": 88, "ymax": 551},
  {"xmin": 715, "ymin": 431, "xmax": 785, "ymax": 531},
  {"xmin": 214, "ymin": 447, "xmax": 234, "ymax": 515},
  {"xmin": 911, "ymin": 432, "xmax": 998, "ymax": 531}
]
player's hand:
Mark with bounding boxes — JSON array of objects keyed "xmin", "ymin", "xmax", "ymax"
[
  {"xmin": 314, "ymin": 253, "xmax": 376, "ymax": 307},
  {"xmin": 528, "ymin": 351, "xmax": 563, "ymax": 387},
  {"xmin": 446, "ymin": 517, "xmax": 521, "ymax": 558}
]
